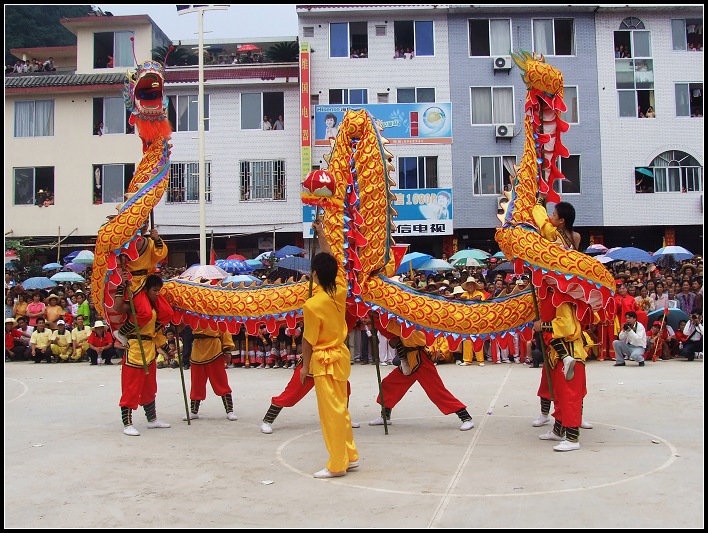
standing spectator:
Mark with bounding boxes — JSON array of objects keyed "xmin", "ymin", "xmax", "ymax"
[
  {"xmin": 26, "ymin": 292, "xmax": 46, "ymax": 328},
  {"xmin": 30, "ymin": 318, "xmax": 53, "ymax": 363},
  {"xmin": 273, "ymin": 114, "xmax": 284, "ymax": 130},
  {"xmin": 652, "ymin": 281, "xmax": 669, "ymax": 311},
  {"xmin": 44, "ymin": 294, "xmax": 64, "ymax": 330},
  {"xmin": 300, "ymin": 220, "xmax": 359, "ymax": 478},
  {"xmin": 181, "ymin": 324, "xmax": 239, "ymax": 421},
  {"xmin": 262, "ymin": 115, "xmax": 272, "ymax": 130},
  {"xmin": 612, "ymin": 311, "xmax": 647, "ymax": 366},
  {"xmin": 5, "ymin": 295, "xmax": 16, "ymax": 320},
  {"xmin": 676, "ymin": 280, "xmax": 697, "ymax": 315}
]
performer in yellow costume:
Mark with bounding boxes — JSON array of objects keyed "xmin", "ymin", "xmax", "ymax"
[{"xmin": 300, "ymin": 220, "xmax": 359, "ymax": 479}]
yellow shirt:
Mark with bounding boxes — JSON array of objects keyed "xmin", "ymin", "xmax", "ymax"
[
  {"xmin": 30, "ymin": 328, "xmax": 52, "ymax": 349},
  {"xmin": 125, "ymin": 308, "xmax": 166, "ymax": 368},
  {"xmin": 71, "ymin": 325, "xmax": 92, "ymax": 345},
  {"xmin": 51, "ymin": 329, "xmax": 73, "ymax": 347},
  {"xmin": 303, "ymin": 271, "xmax": 350, "ymax": 381},
  {"xmin": 546, "ymin": 301, "xmax": 587, "ymax": 366},
  {"xmin": 191, "ymin": 328, "xmax": 235, "ymax": 365}
]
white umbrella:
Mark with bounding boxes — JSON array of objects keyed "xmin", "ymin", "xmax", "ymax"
[
  {"xmin": 73, "ymin": 250, "xmax": 95, "ymax": 265},
  {"xmin": 450, "ymin": 248, "xmax": 490, "ymax": 261},
  {"xmin": 652, "ymin": 246, "xmax": 694, "ymax": 262},
  {"xmin": 178, "ymin": 264, "xmax": 230, "ymax": 281},
  {"xmin": 50, "ymin": 271, "xmax": 86, "ymax": 283},
  {"xmin": 449, "ymin": 256, "xmax": 484, "ymax": 268}
]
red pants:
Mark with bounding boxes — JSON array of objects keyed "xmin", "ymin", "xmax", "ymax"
[
  {"xmin": 376, "ymin": 355, "xmax": 465, "ymax": 414},
  {"xmin": 132, "ymin": 291, "xmax": 174, "ymax": 327},
  {"xmin": 120, "ymin": 360, "xmax": 157, "ymax": 410},
  {"xmin": 596, "ymin": 322, "xmax": 615, "ymax": 360},
  {"xmin": 190, "ymin": 359, "xmax": 232, "ymax": 400},
  {"xmin": 537, "ymin": 363, "xmax": 586, "ymax": 428},
  {"xmin": 271, "ymin": 367, "xmax": 351, "ymax": 407}
]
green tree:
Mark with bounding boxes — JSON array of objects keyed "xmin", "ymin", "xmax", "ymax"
[
  {"xmin": 265, "ymin": 41, "xmax": 299, "ymax": 63},
  {"xmin": 152, "ymin": 44, "xmax": 198, "ymax": 67},
  {"xmin": 4, "ymin": 5, "xmax": 94, "ymax": 65},
  {"xmin": 5, "ymin": 238, "xmax": 52, "ymax": 282}
]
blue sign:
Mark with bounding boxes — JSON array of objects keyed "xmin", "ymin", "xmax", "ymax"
[
  {"xmin": 302, "ymin": 188, "xmax": 453, "ymax": 237},
  {"xmin": 314, "ymin": 103, "xmax": 453, "ymax": 146}
]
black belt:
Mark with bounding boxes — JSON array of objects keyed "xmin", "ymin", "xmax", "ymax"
[
  {"xmin": 131, "ymin": 269, "xmax": 148, "ymax": 276},
  {"xmin": 193, "ymin": 334, "xmax": 218, "ymax": 339}
]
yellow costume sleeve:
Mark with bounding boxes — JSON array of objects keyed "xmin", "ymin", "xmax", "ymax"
[
  {"xmin": 550, "ymin": 302, "xmax": 583, "ymax": 342},
  {"xmin": 532, "ymin": 204, "xmax": 559, "ymax": 242}
]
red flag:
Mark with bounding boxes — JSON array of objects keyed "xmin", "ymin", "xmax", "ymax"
[{"xmin": 663, "ymin": 303, "xmax": 669, "ymax": 316}]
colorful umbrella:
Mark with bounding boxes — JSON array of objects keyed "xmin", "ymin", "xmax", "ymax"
[
  {"xmin": 237, "ymin": 44, "xmax": 260, "ymax": 52},
  {"xmin": 42, "ymin": 262, "xmax": 63, "ymax": 271},
  {"xmin": 449, "ymin": 256, "xmax": 484, "ymax": 268},
  {"xmin": 652, "ymin": 246, "xmax": 694, "ymax": 262},
  {"xmin": 492, "ymin": 261, "xmax": 515, "ymax": 273},
  {"xmin": 226, "ymin": 254, "xmax": 247, "ymax": 261},
  {"xmin": 584, "ymin": 244, "xmax": 608, "ymax": 255},
  {"xmin": 63, "ymin": 250, "xmax": 81, "ymax": 263},
  {"xmin": 493, "ymin": 251, "xmax": 507, "ymax": 259},
  {"xmin": 593, "ymin": 254, "xmax": 615, "ymax": 264},
  {"xmin": 63, "ymin": 262, "xmax": 87, "ymax": 273},
  {"xmin": 416, "ymin": 258, "xmax": 455, "ymax": 271},
  {"xmin": 275, "ymin": 245, "xmax": 306, "ymax": 258},
  {"xmin": 245, "ymin": 259, "xmax": 265, "ymax": 269},
  {"xmin": 636, "ymin": 167, "xmax": 654, "ymax": 178}
]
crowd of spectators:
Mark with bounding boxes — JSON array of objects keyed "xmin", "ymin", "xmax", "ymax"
[{"xmin": 6, "ymin": 57, "xmax": 55, "ymax": 74}]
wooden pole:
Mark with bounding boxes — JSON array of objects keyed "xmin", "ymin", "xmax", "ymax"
[
  {"xmin": 368, "ymin": 315, "xmax": 388, "ymax": 435},
  {"xmin": 174, "ymin": 329, "xmax": 191, "ymax": 424}
]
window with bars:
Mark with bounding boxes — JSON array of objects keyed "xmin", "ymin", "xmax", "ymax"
[
  {"xmin": 166, "ymin": 162, "xmax": 212, "ymax": 203},
  {"xmin": 240, "ymin": 160, "xmax": 286, "ymax": 201}
]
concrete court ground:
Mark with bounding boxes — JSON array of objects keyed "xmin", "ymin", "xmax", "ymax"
[{"xmin": 3, "ymin": 356, "xmax": 704, "ymax": 529}]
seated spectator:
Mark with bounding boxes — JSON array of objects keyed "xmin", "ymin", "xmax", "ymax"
[
  {"xmin": 5, "ymin": 318, "xmax": 27, "ymax": 361},
  {"xmin": 43, "ymin": 57, "xmax": 55, "ymax": 71},
  {"xmin": 5, "ymin": 63, "xmax": 14, "ymax": 74},
  {"xmin": 30, "ymin": 317, "xmax": 53, "ymax": 363},
  {"xmin": 50, "ymin": 320, "xmax": 75, "ymax": 362}
]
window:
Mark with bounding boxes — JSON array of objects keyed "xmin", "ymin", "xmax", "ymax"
[
  {"xmin": 329, "ymin": 89, "xmax": 368, "ymax": 105},
  {"xmin": 532, "ymin": 18, "xmax": 575, "ymax": 56},
  {"xmin": 240, "ymin": 92, "xmax": 284, "ymax": 130},
  {"xmin": 394, "ymin": 20, "xmax": 434, "ymax": 57},
  {"xmin": 552, "ymin": 155, "xmax": 581, "ymax": 194},
  {"xmin": 645, "ymin": 150, "xmax": 703, "ymax": 193},
  {"xmin": 470, "ymin": 86, "xmax": 514, "ymax": 125},
  {"xmin": 398, "ymin": 156, "xmax": 438, "ymax": 189},
  {"xmin": 14, "ymin": 100, "xmax": 54, "ymax": 137},
  {"xmin": 671, "ymin": 18, "xmax": 703, "ymax": 51},
  {"xmin": 303, "ymin": 27, "xmax": 315, "ymax": 38},
  {"xmin": 615, "ymin": 22, "xmax": 655, "ymax": 119},
  {"xmin": 93, "ymin": 97, "xmax": 133, "ymax": 135},
  {"xmin": 675, "ymin": 83, "xmax": 703, "ymax": 117},
  {"xmin": 562, "ymin": 86, "xmax": 579, "ymax": 124},
  {"xmin": 397, "ymin": 87, "xmax": 436, "ymax": 103},
  {"xmin": 468, "ymin": 19, "xmax": 511, "ymax": 57},
  {"xmin": 377, "ymin": 92, "xmax": 389, "ymax": 104},
  {"xmin": 13, "ymin": 167, "xmax": 54, "ymax": 206},
  {"xmin": 168, "ymin": 95, "xmax": 210, "ymax": 132},
  {"xmin": 167, "ymin": 162, "xmax": 212, "ymax": 203},
  {"xmin": 92, "ymin": 164, "xmax": 135, "ymax": 205},
  {"xmin": 240, "ymin": 160, "xmax": 286, "ymax": 201},
  {"xmin": 93, "ymin": 31, "xmax": 134, "ymax": 68},
  {"xmin": 473, "ymin": 156, "xmax": 517, "ymax": 195},
  {"xmin": 330, "ymin": 22, "xmax": 368, "ymax": 58}
]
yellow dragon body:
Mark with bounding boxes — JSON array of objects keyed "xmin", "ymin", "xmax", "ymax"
[{"xmin": 92, "ymin": 52, "xmax": 611, "ymax": 349}]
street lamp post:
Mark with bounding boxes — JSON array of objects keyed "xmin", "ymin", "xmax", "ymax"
[{"xmin": 177, "ymin": 5, "xmax": 229, "ymax": 265}]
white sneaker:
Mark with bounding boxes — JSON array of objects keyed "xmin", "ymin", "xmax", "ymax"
[
  {"xmin": 227, "ymin": 412, "xmax": 238, "ymax": 421},
  {"xmin": 368, "ymin": 416, "xmax": 391, "ymax": 426},
  {"xmin": 260, "ymin": 422, "xmax": 273, "ymax": 434},
  {"xmin": 351, "ymin": 421, "xmax": 361, "ymax": 428},
  {"xmin": 146, "ymin": 420, "xmax": 171, "ymax": 429},
  {"xmin": 459, "ymin": 362, "xmax": 472, "ymax": 366},
  {"xmin": 532, "ymin": 413, "xmax": 551, "ymax": 427},
  {"xmin": 264, "ymin": 365, "xmax": 272, "ymax": 369},
  {"xmin": 563, "ymin": 357, "xmax": 575, "ymax": 380},
  {"xmin": 123, "ymin": 425, "xmax": 140, "ymax": 436},
  {"xmin": 553, "ymin": 440, "xmax": 580, "ymax": 452},
  {"xmin": 539, "ymin": 430, "xmax": 564, "ymax": 441},
  {"xmin": 288, "ymin": 364, "xmax": 296, "ymax": 369},
  {"xmin": 460, "ymin": 420, "xmax": 475, "ymax": 431},
  {"xmin": 257, "ymin": 364, "xmax": 265, "ymax": 369},
  {"xmin": 581, "ymin": 419, "xmax": 593, "ymax": 429},
  {"xmin": 380, "ymin": 362, "xmax": 388, "ymax": 366},
  {"xmin": 477, "ymin": 362, "xmax": 485, "ymax": 367},
  {"xmin": 183, "ymin": 412, "xmax": 200, "ymax": 421},
  {"xmin": 455, "ymin": 360, "xmax": 462, "ymax": 365},
  {"xmin": 313, "ymin": 468, "xmax": 346, "ymax": 479},
  {"xmin": 346, "ymin": 461, "xmax": 359, "ymax": 471}
]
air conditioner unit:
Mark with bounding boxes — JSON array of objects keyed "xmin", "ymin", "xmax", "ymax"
[
  {"xmin": 495, "ymin": 124, "xmax": 514, "ymax": 138},
  {"xmin": 493, "ymin": 55, "xmax": 512, "ymax": 70}
]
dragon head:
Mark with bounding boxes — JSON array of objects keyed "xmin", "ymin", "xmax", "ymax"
[
  {"xmin": 124, "ymin": 59, "xmax": 169, "ymax": 122},
  {"xmin": 511, "ymin": 50, "xmax": 564, "ymax": 99}
]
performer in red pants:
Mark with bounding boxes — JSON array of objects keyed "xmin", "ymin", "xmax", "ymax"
[
  {"xmin": 369, "ymin": 320, "xmax": 474, "ymax": 431},
  {"xmin": 259, "ymin": 357, "xmax": 357, "ymax": 434}
]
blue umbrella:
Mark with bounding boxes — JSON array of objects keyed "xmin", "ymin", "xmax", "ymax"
[
  {"xmin": 50, "ymin": 271, "xmax": 86, "ymax": 283},
  {"xmin": 275, "ymin": 256, "xmax": 311, "ymax": 274},
  {"xmin": 42, "ymin": 262, "xmax": 63, "ymax": 271},
  {"xmin": 245, "ymin": 259, "xmax": 265, "ymax": 269},
  {"xmin": 275, "ymin": 245, "xmax": 306, "ymax": 259},
  {"xmin": 416, "ymin": 258, "xmax": 455, "ymax": 271},
  {"xmin": 652, "ymin": 246, "xmax": 694, "ymax": 262},
  {"xmin": 647, "ymin": 308, "xmax": 690, "ymax": 332},
  {"xmin": 63, "ymin": 262, "xmax": 87, "ymax": 273},
  {"xmin": 221, "ymin": 275, "xmax": 262, "ymax": 286},
  {"xmin": 493, "ymin": 251, "xmax": 506, "ymax": 259},
  {"xmin": 395, "ymin": 252, "xmax": 433, "ymax": 275},
  {"xmin": 19, "ymin": 277, "xmax": 57, "ymax": 290},
  {"xmin": 606, "ymin": 246, "xmax": 655, "ymax": 263},
  {"xmin": 5, "ymin": 262, "xmax": 18, "ymax": 270},
  {"xmin": 63, "ymin": 250, "xmax": 81, "ymax": 263},
  {"xmin": 215, "ymin": 259, "xmax": 255, "ymax": 274}
]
